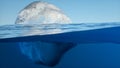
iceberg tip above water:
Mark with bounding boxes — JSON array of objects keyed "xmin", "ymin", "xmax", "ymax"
[{"xmin": 15, "ymin": 1, "xmax": 71, "ymax": 24}]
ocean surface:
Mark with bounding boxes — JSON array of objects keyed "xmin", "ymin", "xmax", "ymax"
[{"xmin": 0, "ymin": 23, "xmax": 120, "ymax": 68}]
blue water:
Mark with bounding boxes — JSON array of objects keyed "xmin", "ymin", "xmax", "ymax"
[{"xmin": 0, "ymin": 23, "xmax": 120, "ymax": 68}]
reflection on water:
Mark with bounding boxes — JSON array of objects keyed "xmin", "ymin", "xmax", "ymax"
[{"xmin": 0, "ymin": 23, "xmax": 120, "ymax": 39}]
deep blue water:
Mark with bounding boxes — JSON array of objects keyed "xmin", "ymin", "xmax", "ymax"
[
  {"xmin": 0, "ymin": 43, "xmax": 120, "ymax": 68},
  {"xmin": 0, "ymin": 23, "xmax": 120, "ymax": 68}
]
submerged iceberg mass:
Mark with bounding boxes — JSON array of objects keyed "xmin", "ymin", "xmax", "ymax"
[
  {"xmin": 19, "ymin": 41, "xmax": 75, "ymax": 66},
  {"xmin": 15, "ymin": 1, "xmax": 71, "ymax": 24}
]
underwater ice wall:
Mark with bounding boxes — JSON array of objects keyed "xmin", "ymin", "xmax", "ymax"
[
  {"xmin": 15, "ymin": 1, "xmax": 71, "ymax": 24},
  {"xmin": 19, "ymin": 42, "xmax": 75, "ymax": 66}
]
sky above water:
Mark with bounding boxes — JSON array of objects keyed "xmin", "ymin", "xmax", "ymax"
[{"xmin": 0, "ymin": 0, "xmax": 120, "ymax": 25}]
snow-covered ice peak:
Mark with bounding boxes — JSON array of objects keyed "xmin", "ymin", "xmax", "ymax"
[{"xmin": 15, "ymin": 1, "xmax": 71, "ymax": 24}]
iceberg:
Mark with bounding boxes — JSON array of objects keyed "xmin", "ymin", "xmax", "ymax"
[{"xmin": 15, "ymin": 1, "xmax": 73, "ymax": 66}]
